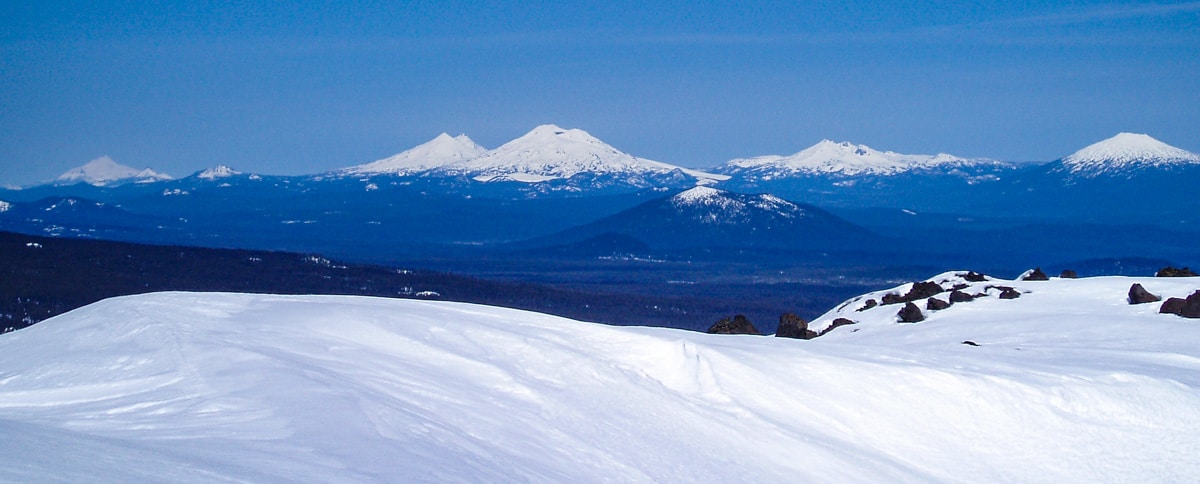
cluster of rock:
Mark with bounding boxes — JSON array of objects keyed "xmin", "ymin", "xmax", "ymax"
[
  {"xmin": 708, "ymin": 312, "xmax": 855, "ymax": 340},
  {"xmin": 853, "ymin": 271, "xmax": 1033, "ymax": 323},
  {"xmin": 1128, "ymin": 282, "xmax": 1200, "ymax": 318},
  {"xmin": 709, "ymin": 265, "xmax": 1200, "ymax": 339},
  {"xmin": 1123, "ymin": 267, "xmax": 1200, "ymax": 318}
]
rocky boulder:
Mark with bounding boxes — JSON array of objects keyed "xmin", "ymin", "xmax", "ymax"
[
  {"xmin": 898, "ymin": 302, "xmax": 925, "ymax": 323},
  {"xmin": 775, "ymin": 312, "xmax": 816, "ymax": 339},
  {"xmin": 1128, "ymin": 283, "xmax": 1161, "ymax": 304},
  {"xmin": 926, "ymin": 297, "xmax": 951, "ymax": 311},
  {"xmin": 1160, "ymin": 291, "xmax": 1200, "ymax": 318},
  {"xmin": 1059, "ymin": 270, "xmax": 1078, "ymax": 279},
  {"xmin": 1157, "ymin": 267, "xmax": 1198, "ymax": 277},
  {"xmin": 1021, "ymin": 268, "xmax": 1050, "ymax": 281},
  {"xmin": 708, "ymin": 315, "xmax": 761, "ymax": 335}
]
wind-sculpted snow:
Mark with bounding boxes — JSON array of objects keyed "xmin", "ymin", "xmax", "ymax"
[{"xmin": 3, "ymin": 286, "xmax": 1200, "ymax": 482}]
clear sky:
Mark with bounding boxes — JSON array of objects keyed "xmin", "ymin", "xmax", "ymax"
[{"xmin": 2, "ymin": 1, "xmax": 1198, "ymax": 186}]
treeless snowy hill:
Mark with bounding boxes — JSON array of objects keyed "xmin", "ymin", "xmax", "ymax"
[{"xmin": 2, "ymin": 281, "xmax": 1200, "ymax": 481}]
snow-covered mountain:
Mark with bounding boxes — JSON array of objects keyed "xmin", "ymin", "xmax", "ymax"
[
  {"xmin": 195, "ymin": 165, "xmax": 242, "ymax": 180},
  {"xmin": 669, "ymin": 185, "xmax": 811, "ymax": 225},
  {"xmin": 339, "ymin": 125, "xmax": 725, "ymax": 189},
  {"xmin": 345, "ymin": 133, "xmax": 487, "ymax": 176},
  {"xmin": 527, "ymin": 186, "xmax": 877, "ymax": 251},
  {"xmin": 458, "ymin": 124, "xmax": 724, "ymax": 184},
  {"xmin": 2, "ymin": 286, "xmax": 1198, "ymax": 481},
  {"xmin": 55, "ymin": 156, "xmax": 172, "ymax": 186},
  {"xmin": 718, "ymin": 139, "xmax": 1002, "ymax": 179},
  {"xmin": 1056, "ymin": 132, "xmax": 1200, "ymax": 177}
]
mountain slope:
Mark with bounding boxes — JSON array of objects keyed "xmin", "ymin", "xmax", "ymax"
[{"xmin": 1, "ymin": 288, "xmax": 1198, "ymax": 481}]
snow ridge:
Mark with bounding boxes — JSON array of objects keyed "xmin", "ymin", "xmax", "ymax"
[
  {"xmin": 722, "ymin": 139, "xmax": 992, "ymax": 178},
  {"xmin": 55, "ymin": 156, "xmax": 172, "ymax": 186},
  {"xmin": 1060, "ymin": 133, "xmax": 1200, "ymax": 176}
]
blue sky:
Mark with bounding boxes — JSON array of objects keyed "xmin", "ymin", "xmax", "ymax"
[{"xmin": 2, "ymin": 1, "xmax": 1198, "ymax": 185}]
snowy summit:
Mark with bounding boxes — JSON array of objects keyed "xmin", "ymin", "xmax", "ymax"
[
  {"xmin": 720, "ymin": 139, "xmax": 985, "ymax": 178},
  {"xmin": 346, "ymin": 133, "xmax": 487, "ymax": 176},
  {"xmin": 670, "ymin": 186, "xmax": 805, "ymax": 224},
  {"xmin": 196, "ymin": 165, "xmax": 242, "ymax": 180},
  {"xmin": 55, "ymin": 156, "xmax": 172, "ymax": 186},
  {"xmin": 1059, "ymin": 132, "xmax": 1200, "ymax": 177},
  {"xmin": 340, "ymin": 125, "xmax": 726, "ymax": 186},
  {"xmin": 460, "ymin": 124, "xmax": 725, "ymax": 184}
]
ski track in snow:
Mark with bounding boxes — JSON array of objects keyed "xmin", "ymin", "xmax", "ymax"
[{"xmin": 1, "ymin": 277, "xmax": 1200, "ymax": 481}]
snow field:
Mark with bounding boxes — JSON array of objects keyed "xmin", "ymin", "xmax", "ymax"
[{"xmin": 1, "ymin": 277, "xmax": 1199, "ymax": 481}]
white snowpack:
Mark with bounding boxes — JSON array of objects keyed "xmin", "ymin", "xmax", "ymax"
[{"xmin": 2, "ymin": 277, "xmax": 1199, "ymax": 482}]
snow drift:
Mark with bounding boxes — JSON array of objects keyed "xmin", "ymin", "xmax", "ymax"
[{"xmin": 2, "ymin": 279, "xmax": 1200, "ymax": 481}]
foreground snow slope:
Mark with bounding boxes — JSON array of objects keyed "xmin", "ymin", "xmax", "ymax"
[{"xmin": 2, "ymin": 284, "xmax": 1200, "ymax": 482}]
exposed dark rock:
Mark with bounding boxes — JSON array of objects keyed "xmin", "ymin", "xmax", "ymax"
[
  {"xmin": 1160, "ymin": 298, "xmax": 1185, "ymax": 315},
  {"xmin": 996, "ymin": 287, "xmax": 1022, "ymax": 299},
  {"xmin": 949, "ymin": 290, "xmax": 975, "ymax": 303},
  {"xmin": 1128, "ymin": 283, "xmax": 1161, "ymax": 304},
  {"xmin": 820, "ymin": 318, "xmax": 857, "ymax": 336},
  {"xmin": 856, "ymin": 299, "xmax": 878, "ymax": 312},
  {"xmin": 926, "ymin": 297, "xmax": 951, "ymax": 311},
  {"xmin": 959, "ymin": 271, "xmax": 988, "ymax": 282},
  {"xmin": 951, "ymin": 283, "xmax": 969, "ymax": 291},
  {"xmin": 897, "ymin": 302, "xmax": 925, "ymax": 323},
  {"xmin": 962, "ymin": 340, "xmax": 980, "ymax": 347},
  {"xmin": 1157, "ymin": 266, "xmax": 1199, "ymax": 277},
  {"xmin": 882, "ymin": 281, "xmax": 944, "ymax": 305},
  {"xmin": 1059, "ymin": 269, "xmax": 1078, "ymax": 279},
  {"xmin": 1021, "ymin": 268, "xmax": 1050, "ymax": 281},
  {"xmin": 775, "ymin": 312, "xmax": 817, "ymax": 339},
  {"xmin": 1159, "ymin": 291, "xmax": 1200, "ymax": 318},
  {"xmin": 906, "ymin": 281, "xmax": 945, "ymax": 300},
  {"xmin": 707, "ymin": 314, "xmax": 761, "ymax": 335}
]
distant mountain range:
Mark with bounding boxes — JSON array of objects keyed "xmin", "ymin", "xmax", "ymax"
[{"xmin": 2, "ymin": 129, "xmax": 1198, "ymax": 272}]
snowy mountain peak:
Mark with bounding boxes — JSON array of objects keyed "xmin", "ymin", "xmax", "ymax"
[
  {"xmin": 670, "ymin": 186, "xmax": 802, "ymax": 224},
  {"xmin": 1060, "ymin": 133, "xmax": 1200, "ymax": 176},
  {"xmin": 462, "ymin": 125, "xmax": 726, "ymax": 185},
  {"xmin": 55, "ymin": 156, "xmax": 172, "ymax": 186},
  {"xmin": 721, "ymin": 140, "xmax": 984, "ymax": 178},
  {"xmin": 196, "ymin": 165, "xmax": 241, "ymax": 180},
  {"xmin": 344, "ymin": 132, "xmax": 487, "ymax": 175}
]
